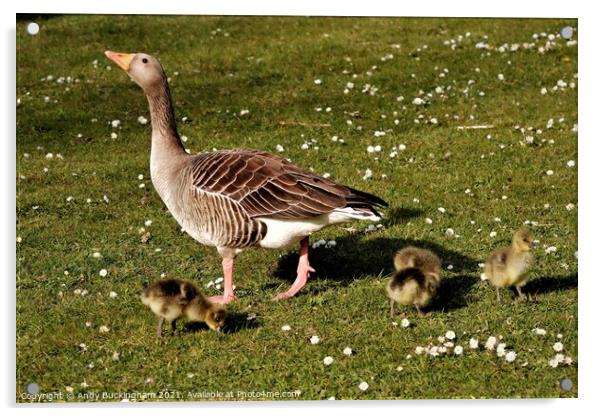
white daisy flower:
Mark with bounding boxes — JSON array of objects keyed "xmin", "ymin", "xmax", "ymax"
[
  {"xmin": 281, "ymin": 325, "xmax": 292, "ymax": 331},
  {"xmin": 314, "ymin": 79, "xmax": 322, "ymax": 85},
  {"xmin": 310, "ymin": 335, "xmax": 320, "ymax": 345},
  {"xmin": 485, "ymin": 336, "xmax": 497, "ymax": 350},
  {"xmin": 275, "ymin": 144, "xmax": 284, "ymax": 152},
  {"xmin": 343, "ymin": 347, "xmax": 353, "ymax": 356},
  {"xmin": 99, "ymin": 269, "xmax": 108, "ymax": 277},
  {"xmin": 496, "ymin": 343, "xmax": 507, "ymax": 357},
  {"xmin": 358, "ymin": 381, "xmax": 369, "ymax": 391},
  {"xmin": 545, "ymin": 246, "xmax": 558, "ymax": 254},
  {"xmin": 400, "ymin": 318, "xmax": 410, "ymax": 328},
  {"xmin": 480, "ymin": 273, "xmax": 488, "ymax": 281},
  {"xmin": 445, "ymin": 331, "xmax": 456, "ymax": 340},
  {"xmin": 445, "ymin": 228, "xmax": 455, "ymax": 237},
  {"xmin": 505, "ymin": 351, "xmax": 517, "ymax": 362},
  {"xmin": 109, "ymin": 291, "xmax": 117, "ymax": 299},
  {"xmin": 553, "ymin": 342, "xmax": 564, "ymax": 352},
  {"xmin": 469, "ymin": 338, "xmax": 479, "ymax": 349},
  {"xmin": 144, "ymin": 220, "xmax": 152, "ymax": 227},
  {"xmin": 99, "ymin": 325, "xmax": 110, "ymax": 334},
  {"xmin": 454, "ymin": 345, "xmax": 464, "ymax": 355},
  {"xmin": 111, "ymin": 119, "xmax": 121, "ymax": 128},
  {"xmin": 323, "ymin": 356, "xmax": 334, "ymax": 366},
  {"xmin": 239, "ymin": 109, "xmax": 249, "ymax": 116},
  {"xmin": 137, "ymin": 116, "xmax": 148, "ymax": 125},
  {"xmin": 415, "ymin": 346, "xmax": 425, "ymax": 355},
  {"xmin": 567, "ymin": 160, "xmax": 575, "ymax": 168},
  {"xmin": 549, "ymin": 358, "xmax": 559, "ymax": 368},
  {"xmin": 425, "ymin": 217, "xmax": 433, "ymax": 224},
  {"xmin": 533, "ymin": 327, "xmax": 547, "ymax": 335}
]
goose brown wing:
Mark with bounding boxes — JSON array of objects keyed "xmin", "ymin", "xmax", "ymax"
[{"xmin": 190, "ymin": 149, "xmax": 387, "ymax": 219}]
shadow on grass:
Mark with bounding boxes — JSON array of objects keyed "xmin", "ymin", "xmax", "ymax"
[
  {"xmin": 182, "ymin": 311, "xmax": 261, "ymax": 335},
  {"xmin": 430, "ymin": 274, "xmax": 480, "ymax": 312},
  {"xmin": 525, "ymin": 273, "xmax": 578, "ymax": 296}
]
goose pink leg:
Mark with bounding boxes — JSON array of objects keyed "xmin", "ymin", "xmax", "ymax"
[
  {"xmin": 273, "ymin": 237, "xmax": 315, "ymax": 300},
  {"xmin": 209, "ymin": 258, "xmax": 237, "ymax": 304}
]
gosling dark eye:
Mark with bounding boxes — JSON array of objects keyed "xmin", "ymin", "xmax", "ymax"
[{"xmin": 142, "ymin": 58, "xmax": 148, "ymax": 64}]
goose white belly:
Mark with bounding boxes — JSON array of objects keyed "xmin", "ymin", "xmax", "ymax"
[{"xmin": 258, "ymin": 208, "xmax": 378, "ymax": 249}]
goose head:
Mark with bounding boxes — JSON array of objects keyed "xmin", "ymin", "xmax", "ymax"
[
  {"xmin": 512, "ymin": 228, "xmax": 536, "ymax": 252},
  {"xmin": 105, "ymin": 51, "xmax": 166, "ymax": 93}
]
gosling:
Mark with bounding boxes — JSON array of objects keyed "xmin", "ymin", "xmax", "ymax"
[
  {"xmin": 141, "ymin": 279, "xmax": 226, "ymax": 337},
  {"xmin": 387, "ymin": 247, "xmax": 442, "ymax": 317},
  {"xmin": 484, "ymin": 228, "xmax": 536, "ymax": 302}
]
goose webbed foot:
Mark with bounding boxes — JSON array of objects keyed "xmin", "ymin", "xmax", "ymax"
[{"xmin": 208, "ymin": 294, "xmax": 238, "ymax": 305}]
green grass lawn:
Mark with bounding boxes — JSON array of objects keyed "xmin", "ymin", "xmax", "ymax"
[{"xmin": 16, "ymin": 15, "xmax": 577, "ymax": 401}]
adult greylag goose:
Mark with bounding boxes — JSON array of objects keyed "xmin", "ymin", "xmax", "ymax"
[{"xmin": 105, "ymin": 51, "xmax": 388, "ymax": 304}]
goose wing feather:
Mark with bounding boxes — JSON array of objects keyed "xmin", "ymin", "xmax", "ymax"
[{"xmin": 190, "ymin": 149, "xmax": 386, "ymax": 219}]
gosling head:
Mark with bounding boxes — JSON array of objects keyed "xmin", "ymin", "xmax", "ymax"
[
  {"xmin": 512, "ymin": 228, "xmax": 536, "ymax": 252},
  {"xmin": 105, "ymin": 51, "xmax": 166, "ymax": 93},
  {"xmin": 205, "ymin": 306, "xmax": 227, "ymax": 332}
]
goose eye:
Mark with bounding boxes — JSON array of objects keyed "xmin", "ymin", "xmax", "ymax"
[{"xmin": 142, "ymin": 58, "xmax": 148, "ymax": 64}]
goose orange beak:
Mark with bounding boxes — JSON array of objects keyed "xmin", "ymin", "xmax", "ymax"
[{"xmin": 105, "ymin": 51, "xmax": 135, "ymax": 72}]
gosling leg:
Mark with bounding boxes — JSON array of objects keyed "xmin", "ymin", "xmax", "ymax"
[
  {"xmin": 415, "ymin": 304, "xmax": 427, "ymax": 318},
  {"xmin": 389, "ymin": 299, "xmax": 396, "ymax": 317},
  {"xmin": 157, "ymin": 317, "xmax": 165, "ymax": 338},
  {"xmin": 516, "ymin": 286, "xmax": 527, "ymax": 301},
  {"xmin": 171, "ymin": 320, "xmax": 177, "ymax": 335},
  {"xmin": 496, "ymin": 287, "xmax": 501, "ymax": 303}
]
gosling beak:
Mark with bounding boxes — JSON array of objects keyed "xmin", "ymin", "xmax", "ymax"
[{"xmin": 105, "ymin": 51, "xmax": 135, "ymax": 72}]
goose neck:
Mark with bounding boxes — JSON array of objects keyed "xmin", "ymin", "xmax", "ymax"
[{"xmin": 146, "ymin": 79, "xmax": 185, "ymax": 155}]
